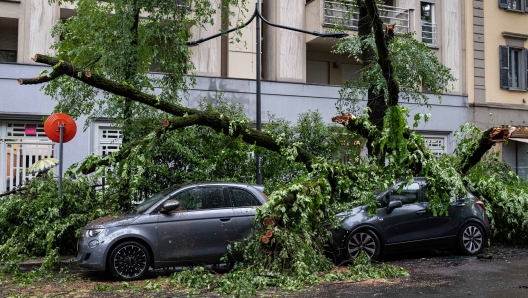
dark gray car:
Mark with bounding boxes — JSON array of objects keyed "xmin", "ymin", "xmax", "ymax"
[
  {"xmin": 77, "ymin": 182, "xmax": 266, "ymax": 280},
  {"xmin": 330, "ymin": 177, "xmax": 491, "ymax": 263}
]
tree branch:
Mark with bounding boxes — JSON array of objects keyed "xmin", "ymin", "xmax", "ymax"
[
  {"xmin": 21, "ymin": 55, "xmax": 316, "ymax": 171},
  {"xmin": 460, "ymin": 127, "xmax": 515, "ymax": 175},
  {"xmin": 17, "ymin": 70, "xmax": 62, "ymax": 85}
]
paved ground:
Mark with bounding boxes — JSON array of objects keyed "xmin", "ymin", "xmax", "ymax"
[
  {"xmin": 294, "ymin": 245, "xmax": 528, "ymax": 298},
  {"xmin": 1, "ymin": 245, "xmax": 527, "ymax": 297}
]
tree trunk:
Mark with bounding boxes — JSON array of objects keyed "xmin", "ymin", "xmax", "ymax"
[
  {"xmin": 357, "ymin": 0, "xmax": 387, "ymax": 161},
  {"xmin": 118, "ymin": 1, "xmax": 141, "ymax": 210}
]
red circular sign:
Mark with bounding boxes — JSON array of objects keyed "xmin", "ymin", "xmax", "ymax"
[{"xmin": 44, "ymin": 113, "xmax": 77, "ymax": 143}]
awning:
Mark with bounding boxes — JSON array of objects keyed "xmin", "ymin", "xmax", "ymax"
[{"xmin": 509, "ymin": 138, "xmax": 528, "ymax": 144}]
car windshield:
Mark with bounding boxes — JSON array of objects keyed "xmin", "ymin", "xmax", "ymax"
[{"xmin": 134, "ymin": 186, "xmax": 181, "ymax": 214}]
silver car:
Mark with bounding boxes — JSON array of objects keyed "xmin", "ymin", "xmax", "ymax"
[{"xmin": 77, "ymin": 182, "xmax": 267, "ymax": 280}]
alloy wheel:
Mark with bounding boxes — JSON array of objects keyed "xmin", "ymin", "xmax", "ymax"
[
  {"xmin": 347, "ymin": 232, "xmax": 377, "ymax": 259},
  {"xmin": 113, "ymin": 244, "xmax": 148, "ymax": 279},
  {"xmin": 462, "ymin": 225, "xmax": 483, "ymax": 254}
]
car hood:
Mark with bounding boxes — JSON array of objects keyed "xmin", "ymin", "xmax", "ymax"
[
  {"xmin": 337, "ymin": 205, "xmax": 366, "ymax": 218},
  {"xmin": 84, "ymin": 213, "xmax": 140, "ymax": 229}
]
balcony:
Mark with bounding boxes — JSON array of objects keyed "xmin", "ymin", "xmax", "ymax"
[
  {"xmin": 323, "ymin": 1, "xmax": 410, "ymax": 34},
  {"xmin": 421, "ymin": 21, "xmax": 436, "ymax": 47}
]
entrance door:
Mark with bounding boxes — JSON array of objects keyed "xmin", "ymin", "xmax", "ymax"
[{"xmin": 0, "ymin": 122, "xmax": 54, "ymax": 192}]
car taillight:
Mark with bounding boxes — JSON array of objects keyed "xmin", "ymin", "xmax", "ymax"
[
  {"xmin": 262, "ymin": 192, "xmax": 269, "ymax": 201},
  {"xmin": 475, "ymin": 200, "xmax": 486, "ymax": 211}
]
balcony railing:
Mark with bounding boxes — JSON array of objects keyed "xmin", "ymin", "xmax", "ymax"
[
  {"xmin": 421, "ymin": 21, "xmax": 436, "ymax": 47},
  {"xmin": 323, "ymin": 1, "xmax": 410, "ymax": 33}
]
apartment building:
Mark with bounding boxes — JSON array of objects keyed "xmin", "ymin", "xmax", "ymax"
[
  {"xmin": 0, "ymin": 0, "xmax": 468, "ymax": 192},
  {"xmin": 465, "ymin": 0, "xmax": 528, "ymax": 179}
]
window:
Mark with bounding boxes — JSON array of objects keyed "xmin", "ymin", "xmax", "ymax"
[
  {"xmin": 229, "ymin": 188, "xmax": 260, "ymax": 207},
  {"xmin": 380, "ymin": 182, "xmax": 423, "ymax": 207},
  {"xmin": 0, "ymin": 50, "xmax": 16, "ymax": 63},
  {"xmin": 423, "ymin": 135, "xmax": 447, "ymax": 160},
  {"xmin": 94, "ymin": 125, "xmax": 122, "ymax": 156},
  {"xmin": 0, "ymin": 17, "xmax": 18, "ymax": 63},
  {"xmin": 499, "ymin": 46, "xmax": 528, "ymax": 90},
  {"xmin": 306, "ymin": 60, "xmax": 329, "ymax": 85},
  {"xmin": 498, "ymin": 0, "xmax": 528, "ymax": 11},
  {"xmin": 174, "ymin": 187, "xmax": 225, "ymax": 211},
  {"xmin": 420, "ymin": 1, "xmax": 436, "ymax": 46}
]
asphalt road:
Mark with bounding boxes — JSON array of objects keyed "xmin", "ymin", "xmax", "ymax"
[
  {"xmin": 293, "ymin": 247, "xmax": 528, "ymax": 298},
  {"xmin": 3, "ymin": 246, "xmax": 527, "ymax": 297}
]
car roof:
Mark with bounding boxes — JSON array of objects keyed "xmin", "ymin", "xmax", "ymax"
[{"xmin": 180, "ymin": 182, "xmax": 264, "ymax": 191}]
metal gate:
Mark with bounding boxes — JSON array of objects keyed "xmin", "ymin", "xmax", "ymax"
[{"xmin": 0, "ymin": 122, "xmax": 54, "ymax": 192}]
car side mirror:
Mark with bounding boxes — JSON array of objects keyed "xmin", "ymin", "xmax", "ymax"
[
  {"xmin": 386, "ymin": 200, "xmax": 402, "ymax": 214},
  {"xmin": 160, "ymin": 199, "xmax": 180, "ymax": 213}
]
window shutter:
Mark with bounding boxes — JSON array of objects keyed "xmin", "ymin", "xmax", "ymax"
[
  {"xmin": 499, "ymin": 0, "xmax": 509, "ymax": 8},
  {"xmin": 500, "ymin": 46, "xmax": 510, "ymax": 89},
  {"xmin": 526, "ymin": 49, "xmax": 528, "ymax": 90}
]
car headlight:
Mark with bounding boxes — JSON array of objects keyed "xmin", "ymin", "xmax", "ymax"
[{"xmin": 86, "ymin": 227, "xmax": 104, "ymax": 237}]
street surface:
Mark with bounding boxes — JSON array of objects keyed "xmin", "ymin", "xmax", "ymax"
[
  {"xmin": 294, "ymin": 246, "xmax": 528, "ymax": 298},
  {"xmin": 1, "ymin": 246, "xmax": 527, "ymax": 297}
]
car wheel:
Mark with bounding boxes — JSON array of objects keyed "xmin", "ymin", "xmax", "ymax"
[
  {"xmin": 458, "ymin": 223, "xmax": 484, "ymax": 255},
  {"xmin": 108, "ymin": 241, "xmax": 151, "ymax": 281},
  {"xmin": 345, "ymin": 230, "xmax": 380, "ymax": 261}
]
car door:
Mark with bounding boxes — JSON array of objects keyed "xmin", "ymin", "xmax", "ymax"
[
  {"xmin": 377, "ymin": 182, "xmax": 430, "ymax": 250},
  {"xmin": 227, "ymin": 187, "xmax": 262, "ymax": 242},
  {"xmin": 424, "ymin": 191, "xmax": 471, "ymax": 245},
  {"xmin": 156, "ymin": 186, "xmax": 237, "ymax": 265}
]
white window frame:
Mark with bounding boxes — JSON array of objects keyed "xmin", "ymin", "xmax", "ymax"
[
  {"xmin": 92, "ymin": 123, "xmax": 122, "ymax": 157},
  {"xmin": 420, "ymin": 1, "xmax": 436, "ymax": 47},
  {"xmin": 422, "ymin": 134, "xmax": 448, "ymax": 160}
]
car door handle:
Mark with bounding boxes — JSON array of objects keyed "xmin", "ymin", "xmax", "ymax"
[
  {"xmin": 416, "ymin": 210, "xmax": 426, "ymax": 214},
  {"xmin": 219, "ymin": 217, "xmax": 231, "ymax": 222}
]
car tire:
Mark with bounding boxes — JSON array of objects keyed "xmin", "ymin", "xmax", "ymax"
[
  {"xmin": 458, "ymin": 223, "xmax": 485, "ymax": 255},
  {"xmin": 108, "ymin": 241, "xmax": 151, "ymax": 281},
  {"xmin": 344, "ymin": 230, "xmax": 381, "ymax": 261}
]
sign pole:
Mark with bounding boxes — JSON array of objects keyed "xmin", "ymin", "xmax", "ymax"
[{"xmin": 58, "ymin": 124, "xmax": 64, "ymax": 197}]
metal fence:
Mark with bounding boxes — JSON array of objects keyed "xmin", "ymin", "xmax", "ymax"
[{"xmin": 323, "ymin": 1, "xmax": 410, "ymax": 33}]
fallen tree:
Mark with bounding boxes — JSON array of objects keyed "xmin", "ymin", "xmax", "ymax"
[{"xmin": 8, "ymin": 0, "xmax": 526, "ymax": 296}]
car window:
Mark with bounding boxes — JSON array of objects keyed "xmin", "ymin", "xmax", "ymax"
[
  {"xmin": 135, "ymin": 185, "xmax": 181, "ymax": 214},
  {"xmin": 229, "ymin": 188, "xmax": 261, "ymax": 207},
  {"xmin": 381, "ymin": 182, "xmax": 422, "ymax": 206},
  {"xmin": 173, "ymin": 187, "xmax": 225, "ymax": 211}
]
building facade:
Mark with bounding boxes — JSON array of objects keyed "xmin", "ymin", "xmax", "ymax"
[
  {"xmin": 0, "ymin": 0, "xmax": 468, "ymax": 192},
  {"xmin": 465, "ymin": 0, "xmax": 528, "ymax": 180}
]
